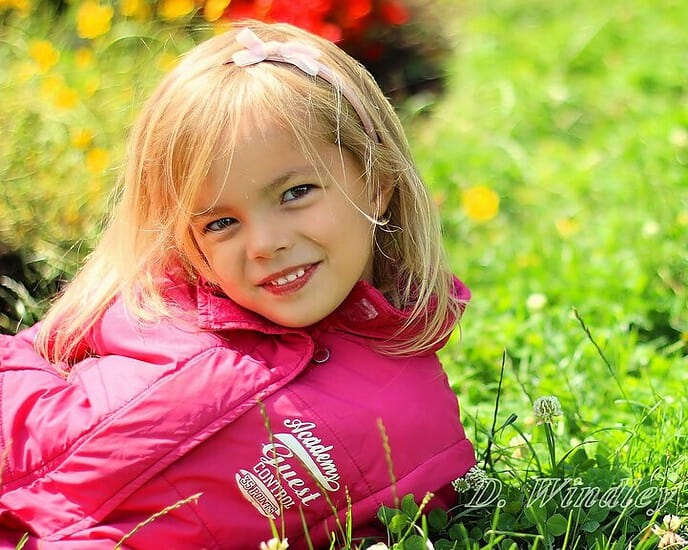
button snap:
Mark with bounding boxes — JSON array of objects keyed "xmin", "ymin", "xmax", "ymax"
[{"xmin": 312, "ymin": 347, "xmax": 331, "ymax": 364}]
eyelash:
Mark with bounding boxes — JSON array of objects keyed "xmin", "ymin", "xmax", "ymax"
[
  {"xmin": 204, "ymin": 217, "xmax": 236, "ymax": 233},
  {"xmin": 203, "ymin": 184, "xmax": 316, "ymax": 233},
  {"xmin": 281, "ymin": 184, "xmax": 315, "ymax": 203}
]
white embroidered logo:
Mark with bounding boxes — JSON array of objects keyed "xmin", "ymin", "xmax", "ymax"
[{"xmin": 236, "ymin": 418, "xmax": 342, "ymax": 518}]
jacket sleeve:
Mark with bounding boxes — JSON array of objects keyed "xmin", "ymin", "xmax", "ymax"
[{"xmin": 0, "ymin": 326, "xmax": 313, "ymax": 542}]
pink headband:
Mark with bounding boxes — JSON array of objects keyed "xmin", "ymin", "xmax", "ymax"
[{"xmin": 230, "ymin": 28, "xmax": 378, "ymax": 142}]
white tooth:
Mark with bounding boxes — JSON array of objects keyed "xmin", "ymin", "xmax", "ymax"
[
  {"xmin": 276, "ymin": 277, "xmax": 289, "ymax": 286},
  {"xmin": 296, "ymin": 269, "xmax": 305, "ymax": 277},
  {"xmin": 286, "ymin": 273, "xmax": 298, "ymax": 282}
]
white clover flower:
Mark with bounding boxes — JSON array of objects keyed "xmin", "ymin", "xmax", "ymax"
[
  {"xmin": 533, "ymin": 396, "xmax": 563, "ymax": 425},
  {"xmin": 451, "ymin": 477, "xmax": 471, "ymax": 493},
  {"xmin": 259, "ymin": 538, "xmax": 289, "ymax": 550},
  {"xmin": 526, "ymin": 293, "xmax": 547, "ymax": 312},
  {"xmin": 652, "ymin": 515, "xmax": 688, "ymax": 549},
  {"xmin": 464, "ymin": 465, "xmax": 488, "ymax": 490},
  {"xmin": 367, "ymin": 544, "xmax": 390, "ymax": 550}
]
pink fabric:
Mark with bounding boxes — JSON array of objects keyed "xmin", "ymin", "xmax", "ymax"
[{"xmin": 0, "ymin": 276, "xmax": 475, "ymax": 549}]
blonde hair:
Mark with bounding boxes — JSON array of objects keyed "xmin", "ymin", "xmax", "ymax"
[{"xmin": 37, "ymin": 20, "xmax": 463, "ymax": 364}]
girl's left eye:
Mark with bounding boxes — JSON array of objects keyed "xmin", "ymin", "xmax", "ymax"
[
  {"xmin": 281, "ymin": 184, "xmax": 315, "ymax": 203},
  {"xmin": 204, "ymin": 217, "xmax": 237, "ymax": 233}
]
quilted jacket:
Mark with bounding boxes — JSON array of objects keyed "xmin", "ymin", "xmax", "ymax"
[{"xmin": 0, "ymin": 275, "xmax": 475, "ymax": 548}]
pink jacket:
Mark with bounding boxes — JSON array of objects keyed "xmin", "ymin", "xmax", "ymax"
[{"xmin": 0, "ymin": 276, "xmax": 475, "ymax": 549}]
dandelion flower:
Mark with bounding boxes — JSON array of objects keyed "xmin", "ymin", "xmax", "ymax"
[
  {"xmin": 76, "ymin": 0, "xmax": 114, "ymax": 39},
  {"xmin": 259, "ymin": 538, "xmax": 289, "ymax": 550},
  {"xmin": 28, "ymin": 40, "xmax": 60, "ymax": 72},
  {"xmin": 71, "ymin": 128, "xmax": 94, "ymax": 149},
  {"xmin": 53, "ymin": 85, "xmax": 79, "ymax": 109},
  {"xmin": 158, "ymin": 0, "xmax": 195, "ymax": 20},
  {"xmin": 85, "ymin": 148, "xmax": 109, "ymax": 174},
  {"xmin": 533, "ymin": 396, "xmax": 563, "ymax": 425},
  {"xmin": 203, "ymin": 0, "xmax": 230, "ymax": 22},
  {"xmin": 461, "ymin": 185, "xmax": 499, "ymax": 222},
  {"xmin": 120, "ymin": 0, "xmax": 150, "ymax": 19}
]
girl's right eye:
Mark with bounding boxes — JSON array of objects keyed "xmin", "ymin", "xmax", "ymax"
[{"xmin": 204, "ymin": 217, "xmax": 237, "ymax": 233}]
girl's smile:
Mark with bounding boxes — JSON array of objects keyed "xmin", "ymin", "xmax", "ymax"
[{"xmin": 191, "ymin": 123, "xmax": 389, "ymax": 328}]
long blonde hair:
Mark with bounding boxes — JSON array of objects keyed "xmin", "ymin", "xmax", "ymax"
[{"xmin": 37, "ymin": 20, "xmax": 463, "ymax": 364}]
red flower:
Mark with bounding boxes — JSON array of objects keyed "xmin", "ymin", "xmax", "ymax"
[{"xmin": 379, "ymin": 0, "xmax": 409, "ymax": 25}]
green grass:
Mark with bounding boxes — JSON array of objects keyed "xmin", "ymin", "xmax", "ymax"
[{"xmin": 1, "ymin": 0, "xmax": 687, "ymax": 547}]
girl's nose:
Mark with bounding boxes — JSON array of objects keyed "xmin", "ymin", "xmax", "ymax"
[{"xmin": 245, "ymin": 220, "xmax": 292, "ymax": 259}]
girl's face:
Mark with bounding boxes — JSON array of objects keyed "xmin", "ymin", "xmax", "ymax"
[{"xmin": 191, "ymin": 123, "xmax": 388, "ymax": 328}]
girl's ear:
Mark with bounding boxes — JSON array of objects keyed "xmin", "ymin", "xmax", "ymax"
[{"xmin": 375, "ymin": 178, "xmax": 395, "ymax": 218}]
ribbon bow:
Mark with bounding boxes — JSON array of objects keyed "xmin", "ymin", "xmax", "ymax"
[{"xmin": 232, "ymin": 28, "xmax": 322, "ymax": 77}]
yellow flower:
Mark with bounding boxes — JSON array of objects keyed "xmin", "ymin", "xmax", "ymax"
[
  {"xmin": 158, "ymin": 0, "xmax": 195, "ymax": 20},
  {"xmin": 74, "ymin": 47, "xmax": 94, "ymax": 69},
  {"xmin": 203, "ymin": 0, "xmax": 229, "ymax": 22},
  {"xmin": 2, "ymin": 0, "xmax": 31, "ymax": 15},
  {"xmin": 53, "ymin": 85, "xmax": 79, "ymax": 109},
  {"xmin": 28, "ymin": 40, "xmax": 60, "ymax": 72},
  {"xmin": 555, "ymin": 217, "xmax": 580, "ymax": 238},
  {"xmin": 71, "ymin": 128, "xmax": 94, "ymax": 149},
  {"xmin": 76, "ymin": 1, "xmax": 114, "ymax": 40},
  {"xmin": 461, "ymin": 185, "xmax": 499, "ymax": 222},
  {"xmin": 120, "ymin": 0, "xmax": 150, "ymax": 19},
  {"xmin": 85, "ymin": 148, "xmax": 110, "ymax": 174},
  {"xmin": 677, "ymin": 211, "xmax": 688, "ymax": 226},
  {"xmin": 157, "ymin": 52, "xmax": 180, "ymax": 72}
]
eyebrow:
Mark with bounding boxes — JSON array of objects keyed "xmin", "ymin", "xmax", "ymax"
[{"xmin": 192, "ymin": 166, "xmax": 318, "ymax": 219}]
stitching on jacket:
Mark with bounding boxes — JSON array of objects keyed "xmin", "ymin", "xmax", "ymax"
[{"xmin": 160, "ymin": 472, "xmax": 222, "ymax": 550}]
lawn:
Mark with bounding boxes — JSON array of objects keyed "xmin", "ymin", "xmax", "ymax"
[{"xmin": 1, "ymin": 0, "xmax": 687, "ymax": 547}]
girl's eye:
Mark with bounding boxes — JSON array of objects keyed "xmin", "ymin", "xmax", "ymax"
[
  {"xmin": 281, "ymin": 184, "xmax": 315, "ymax": 203},
  {"xmin": 204, "ymin": 217, "xmax": 237, "ymax": 233}
]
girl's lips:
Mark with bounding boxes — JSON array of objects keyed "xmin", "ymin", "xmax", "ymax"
[{"xmin": 260, "ymin": 263, "xmax": 318, "ymax": 296}]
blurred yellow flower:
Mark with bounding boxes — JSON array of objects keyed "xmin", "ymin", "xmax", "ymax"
[
  {"xmin": 71, "ymin": 128, "xmax": 94, "ymax": 149},
  {"xmin": 120, "ymin": 0, "xmax": 150, "ymax": 19},
  {"xmin": 54, "ymin": 85, "xmax": 79, "ymax": 109},
  {"xmin": 461, "ymin": 185, "xmax": 499, "ymax": 222},
  {"xmin": 75, "ymin": 47, "xmax": 94, "ymax": 69},
  {"xmin": 0, "ymin": 0, "xmax": 31, "ymax": 15},
  {"xmin": 158, "ymin": 0, "xmax": 194, "ymax": 20},
  {"xmin": 212, "ymin": 19, "xmax": 232, "ymax": 35},
  {"xmin": 157, "ymin": 52, "xmax": 180, "ymax": 72},
  {"xmin": 203, "ymin": 0, "xmax": 229, "ymax": 22},
  {"xmin": 62, "ymin": 204, "xmax": 81, "ymax": 225},
  {"xmin": 76, "ymin": 1, "xmax": 114, "ymax": 39},
  {"xmin": 677, "ymin": 211, "xmax": 688, "ymax": 226},
  {"xmin": 86, "ymin": 148, "xmax": 110, "ymax": 174},
  {"xmin": 28, "ymin": 40, "xmax": 60, "ymax": 72},
  {"xmin": 555, "ymin": 217, "xmax": 580, "ymax": 238}
]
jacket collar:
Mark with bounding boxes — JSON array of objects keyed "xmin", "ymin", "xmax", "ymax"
[{"xmin": 196, "ymin": 277, "xmax": 470, "ymax": 352}]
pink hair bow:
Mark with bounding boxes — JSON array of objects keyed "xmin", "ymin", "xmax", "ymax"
[
  {"xmin": 232, "ymin": 28, "xmax": 321, "ymax": 76},
  {"xmin": 230, "ymin": 27, "xmax": 378, "ymax": 142}
]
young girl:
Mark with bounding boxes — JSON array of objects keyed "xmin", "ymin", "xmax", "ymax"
[{"xmin": 0, "ymin": 21, "xmax": 475, "ymax": 548}]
